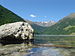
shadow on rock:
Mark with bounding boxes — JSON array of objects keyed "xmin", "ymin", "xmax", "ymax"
[{"xmin": 0, "ymin": 35, "xmax": 34, "ymax": 45}]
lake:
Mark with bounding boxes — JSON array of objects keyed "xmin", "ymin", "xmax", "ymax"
[
  {"xmin": 24, "ymin": 36, "xmax": 75, "ymax": 56},
  {"xmin": 0, "ymin": 36, "xmax": 75, "ymax": 56}
]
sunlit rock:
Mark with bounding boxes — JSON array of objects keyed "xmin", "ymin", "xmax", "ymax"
[{"xmin": 0, "ymin": 22, "xmax": 34, "ymax": 43}]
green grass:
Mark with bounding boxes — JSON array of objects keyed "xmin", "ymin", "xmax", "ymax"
[{"xmin": 0, "ymin": 5, "xmax": 25, "ymax": 26}]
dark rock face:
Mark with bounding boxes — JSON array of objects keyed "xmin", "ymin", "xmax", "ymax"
[
  {"xmin": 0, "ymin": 35, "xmax": 23, "ymax": 45},
  {"xmin": 0, "ymin": 35, "xmax": 34, "ymax": 45}
]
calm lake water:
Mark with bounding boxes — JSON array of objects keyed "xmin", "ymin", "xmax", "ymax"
[
  {"xmin": 24, "ymin": 36, "xmax": 75, "ymax": 56},
  {"xmin": 0, "ymin": 36, "xmax": 75, "ymax": 56}
]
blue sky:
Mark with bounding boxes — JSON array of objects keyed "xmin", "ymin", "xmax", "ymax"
[{"xmin": 0, "ymin": 0, "xmax": 75, "ymax": 22}]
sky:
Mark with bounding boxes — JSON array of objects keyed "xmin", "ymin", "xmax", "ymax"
[{"xmin": 0, "ymin": 0, "xmax": 75, "ymax": 22}]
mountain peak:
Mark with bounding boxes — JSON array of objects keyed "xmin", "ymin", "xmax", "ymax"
[
  {"xmin": 67, "ymin": 13, "xmax": 75, "ymax": 18},
  {"xmin": 34, "ymin": 20, "xmax": 56, "ymax": 27}
]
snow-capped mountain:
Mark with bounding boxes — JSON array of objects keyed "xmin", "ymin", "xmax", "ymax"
[{"xmin": 34, "ymin": 20, "xmax": 56, "ymax": 27}]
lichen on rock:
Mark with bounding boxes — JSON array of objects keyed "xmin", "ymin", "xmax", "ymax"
[{"xmin": 0, "ymin": 22, "xmax": 34, "ymax": 44}]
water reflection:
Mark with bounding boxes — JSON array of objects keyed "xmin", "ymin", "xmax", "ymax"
[
  {"xmin": 0, "ymin": 40, "xmax": 34, "ymax": 56},
  {"xmin": 25, "ymin": 44, "xmax": 71, "ymax": 56},
  {"xmin": 0, "ymin": 36, "xmax": 75, "ymax": 56},
  {"xmin": 24, "ymin": 36, "xmax": 75, "ymax": 56},
  {"xmin": 26, "ymin": 47, "xmax": 64, "ymax": 56}
]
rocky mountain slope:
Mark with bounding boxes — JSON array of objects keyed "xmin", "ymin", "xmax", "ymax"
[
  {"xmin": 34, "ymin": 20, "xmax": 55, "ymax": 27},
  {"xmin": 44, "ymin": 13, "xmax": 75, "ymax": 35}
]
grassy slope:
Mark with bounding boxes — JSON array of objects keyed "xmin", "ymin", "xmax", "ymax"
[
  {"xmin": 44, "ymin": 13, "xmax": 75, "ymax": 35},
  {"xmin": 0, "ymin": 5, "xmax": 25, "ymax": 26},
  {"xmin": 31, "ymin": 24, "xmax": 46, "ymax": 34}
]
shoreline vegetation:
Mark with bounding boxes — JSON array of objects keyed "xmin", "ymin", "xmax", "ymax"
[{"xmin": 35, "ymin": 34, "xmax": 75, "ymax": 37}]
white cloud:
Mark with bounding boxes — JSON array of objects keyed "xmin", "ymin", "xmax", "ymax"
[
  {"xmin": 44, "ymin": 16, "xmax": 47, "ymax": 18},
  {"xmin": 30, "ymin": 14, "xmax": 37, "ymax": 18},
  {"xmin": 30, "ymin": 14, "xmax": 47, "ymax": 18}
]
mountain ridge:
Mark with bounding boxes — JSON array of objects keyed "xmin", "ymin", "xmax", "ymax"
[
  {"xmin": 34, "ymin": 20, "xmax": 56, "ymax": 27},
  {"xmin": 0, "ymin": 5, "xmax": 25, "ymax": 26},
  {"xmin": 43, "ymin": 13, "xmax": 75, "ymax": 35}
]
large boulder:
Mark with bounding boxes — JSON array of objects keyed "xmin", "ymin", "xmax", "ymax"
[{"xmin": 0, "ymin": 22, "xmax": 34, "ymax": 40}]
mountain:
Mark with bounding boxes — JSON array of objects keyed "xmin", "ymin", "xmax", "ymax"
[
  {"xmin": 25, "ymin": 20, "xmax": 46, "ymax": 34},
  {"xmin": 0, "ymin": 5, "xmax": 45, "ymax": 34},
  {"xmin": 34, "ymin": 20, "xmax": 55, "ymax": 27},
  {"xmin": 0, "ymin": 5, "xmax": 25, "ymax": 26},
  {"xmin": 1, "ymin": 5, "xmax": 75, "ymax": 35},
  {"xmin": 44, "ymin": 13, "xmax": 75, "ymax": 35}
]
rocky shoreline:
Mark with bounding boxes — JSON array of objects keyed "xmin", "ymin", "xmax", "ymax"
[
  {"xmin": 0, "ymin": 43, "xmax": 33, "ymax": 56},
  {"xmin": 0, "ymin": 22, "xmax": 34, "ymax": 56}
]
